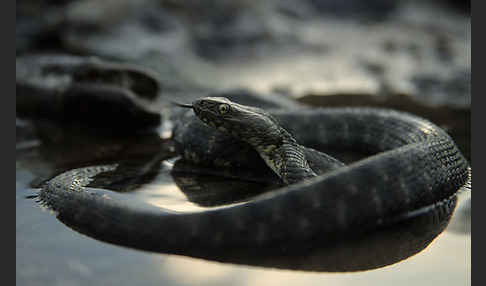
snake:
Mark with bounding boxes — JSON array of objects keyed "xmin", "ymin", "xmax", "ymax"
[{"xmin": 39, "ymin": 96, "xmax": 470, "ymax": 255}]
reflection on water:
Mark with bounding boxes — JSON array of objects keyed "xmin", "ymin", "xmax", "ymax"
[
  {"xmin": 149, "ymin": 195, "xmax": 470, "ymax": 284},
  {"xmin": 134, "ymin": 159, "xmax": 210, "ymax": 212},
  {"xmin": 26, "ymin": 145, "xmax": 465, "ymax": 272},
  {"xmin": 134, "ymin": 160, "xmax": 252, "ymax": 212},
  {"xmin": 152, "ymin": 193, "xmax": 469, "ymax": 284},
  {"xmin": 152, "ymin": 224, "xmax": 470, "ymax": 286}
]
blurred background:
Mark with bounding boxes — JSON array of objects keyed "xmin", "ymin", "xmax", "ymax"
[
  {"xmin": 16, "ymin": 0, "xmax": 470, "ymax": 285},
  {"xmin": 17, "ymin": 0, "xmax": 471, "ymax": 159}
]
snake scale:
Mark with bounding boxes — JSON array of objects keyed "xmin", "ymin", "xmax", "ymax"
[{"xmin": 39, "ymin": 95, "xmax": 470, "ymax": 254}]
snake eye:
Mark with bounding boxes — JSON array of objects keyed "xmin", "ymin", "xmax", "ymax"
[{"xmin": 218, "ymin": 104, "xmax": 230, "ymax": 115}]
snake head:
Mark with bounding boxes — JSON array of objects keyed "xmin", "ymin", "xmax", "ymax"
[{"xmin": 192, "ymin": 97, "xmax": 281, "ymax": 144}]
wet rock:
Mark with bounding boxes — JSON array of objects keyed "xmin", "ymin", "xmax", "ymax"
[{"xmin": 16, "ymin": 54, "xmax": 162, "ymax": 130}]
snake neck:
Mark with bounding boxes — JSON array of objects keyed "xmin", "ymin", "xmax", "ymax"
[{"xmin": 245, "ymin": 126, "xmax": 317, "ymax": 185}]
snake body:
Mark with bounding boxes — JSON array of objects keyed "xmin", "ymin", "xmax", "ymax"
[{"xmin": 39, "ymin": 96, "xmax": 470, "ymax": 253}]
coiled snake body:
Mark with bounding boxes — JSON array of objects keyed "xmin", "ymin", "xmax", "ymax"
[{"xmin": 39, "ymin": 97, "xmax": 470, "ymax": 253}]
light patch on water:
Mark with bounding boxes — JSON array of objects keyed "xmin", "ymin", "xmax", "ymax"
[
  {"xmin": 155, "ymin": 255, "xmax": 239, "ymax": 286},
  {"xmin": 133, "ymin": 159, "xmax": 248, "ymax": 212},
  {"xmin": 157, "ymin": 117, "xmax": 174, "ymax": 139},
  {"xmin": 150, "ymin": 229, "xmax": 470, "ymax": 286}
]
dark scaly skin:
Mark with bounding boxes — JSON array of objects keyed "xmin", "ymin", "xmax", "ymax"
[
  {"xmin": 39, "ymin": 98, "xmax": 470, "ymax": 254},
  {"xmin": 189, "ymin": 97, "xmax": 344, "ymax": 184}
]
